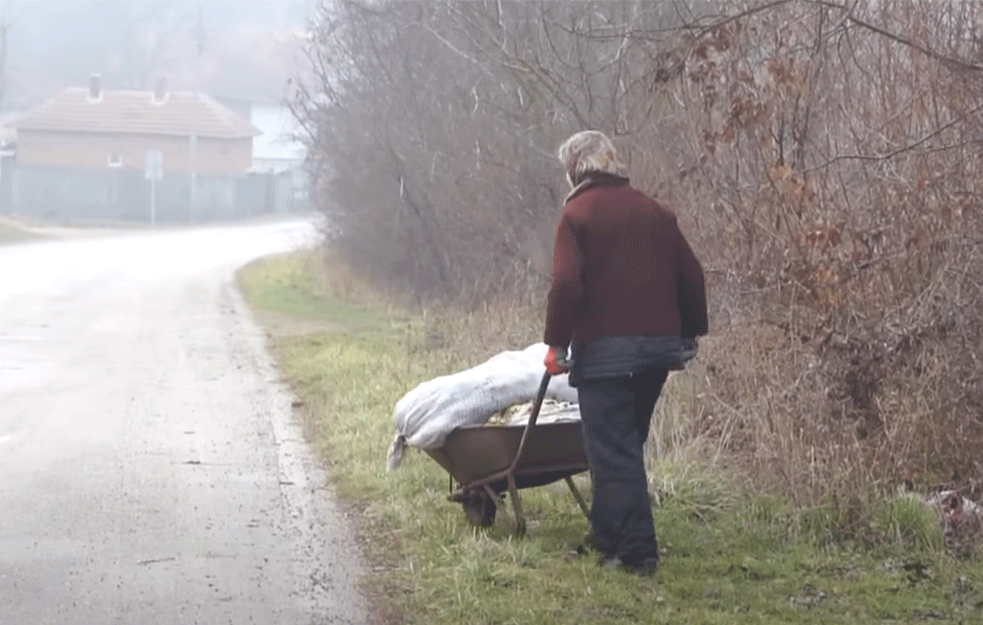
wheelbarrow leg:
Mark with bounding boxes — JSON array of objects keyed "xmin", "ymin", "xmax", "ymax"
[
  {"xmin": 500, "ymin": 372, "xmax": 551, "ymax": 537},
  {"xmin": 506, "ymin": 474, "xmax": 526, "ymax": 536},
  {"xmin": 564, "ymin": 475, "xmax": 590, "ymax": 519}
]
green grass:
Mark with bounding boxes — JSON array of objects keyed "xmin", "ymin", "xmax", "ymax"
[
  {"xmin": 239, "ymin": 253, "xmax": 392, "ymax": 331},
  {"xmin": 238, "ymin": 250, "xmax": 983, "ymax": 625}
]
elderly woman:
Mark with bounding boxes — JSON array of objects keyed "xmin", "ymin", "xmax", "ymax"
[{"xmin": 543, "ymin": 130, "xmax": 708, "ymax": 576}]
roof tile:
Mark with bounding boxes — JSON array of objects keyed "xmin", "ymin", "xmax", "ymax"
[{"xmin": 11, "ymin": 87, "xmax": 260, "ymax": 139}]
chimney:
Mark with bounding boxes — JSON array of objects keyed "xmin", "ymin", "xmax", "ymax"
[
  {"xmin": 153, "ymin": 76, "xmax": 168, "ymax": 103},
  {"xmin": 89, "ymin": 74, "xmax": 102, "ymax": 100}
]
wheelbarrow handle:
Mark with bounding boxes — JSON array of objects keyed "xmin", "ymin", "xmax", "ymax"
[
  {"xmin": 489, "ymin": 369, "xmax": 578, "ymax": 536},
  {"xmin": 531, "ymin": 371, "xmax": 551, "ymax": 424},
  {"xmin": 506, "ymin": 371, "xmax": 552, "ymax": 475}
]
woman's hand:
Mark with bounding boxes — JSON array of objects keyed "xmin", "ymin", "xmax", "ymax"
[{"xmin": 544, "ymin": 346, "xmax": 570, "ymax": 375}]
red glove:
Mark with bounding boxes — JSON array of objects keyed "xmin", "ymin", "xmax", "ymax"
[{"xmin": 544, "ymin": 346, "xmax": 570, "ymax": 376}]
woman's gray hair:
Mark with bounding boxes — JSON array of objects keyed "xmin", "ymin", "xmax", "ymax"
[{"xmin": 557, "ymin": 130, "xmax": 626, "ymax": 188}]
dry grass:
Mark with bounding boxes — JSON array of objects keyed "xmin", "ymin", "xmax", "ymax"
[
  {"xmin": 319, "ymin": 234, "xmax": 983, "ymax": 530},
  {"xmin": 240, "ymin": 249, "xmax": 983, "ymax": 625},
  {"xmin": 662, "ymin": 314, "xmax": 983, "ymax": 514}
]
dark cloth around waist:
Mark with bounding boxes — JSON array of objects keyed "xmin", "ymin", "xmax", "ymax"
[{"xmin": 570, "ymin": 334, "xmax": 697, "ymax": 385}]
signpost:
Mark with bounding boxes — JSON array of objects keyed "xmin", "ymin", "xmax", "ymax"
[
  {"xmin": 144, "ymin": 149, "xmax": 164, "ymax": 225},
  {"xmin": 189, "ymin": 133, "xmax": 197, "ymax": 224}
]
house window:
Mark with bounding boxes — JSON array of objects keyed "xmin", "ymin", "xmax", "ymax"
[{"xmin": 108, "ymin": 153, "xmax": 123, "ymax": 167}]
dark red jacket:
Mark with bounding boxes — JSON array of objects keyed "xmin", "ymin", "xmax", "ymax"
[{"xmin": 543, "ymin": 174, "xmax": 708, "ymax": 348}]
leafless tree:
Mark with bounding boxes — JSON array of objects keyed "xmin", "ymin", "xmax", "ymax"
[
  {"xmin": 292, "ymin": 0, "xmax": 983, "ymax": 503},
  {"xmin": 104, "ymin": 1, "xmax": 198, "ymax": 90}
]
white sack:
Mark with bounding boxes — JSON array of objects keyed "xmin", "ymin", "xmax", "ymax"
[{"xmin": 387, "ymin": 343, "xmax": 578, "ymax": 470}]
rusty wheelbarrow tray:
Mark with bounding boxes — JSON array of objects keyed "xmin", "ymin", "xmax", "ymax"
[{"xmin": 423, "ymin": 373, "xmax": 590, "ymax": 535}]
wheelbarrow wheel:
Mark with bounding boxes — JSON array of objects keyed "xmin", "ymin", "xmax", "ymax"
[{"xmin": 461, "ymin": 490, "xmax": 497, "ymax": 527}]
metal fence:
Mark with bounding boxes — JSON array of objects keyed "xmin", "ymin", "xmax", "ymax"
[{"xmin": 0, "ymin": 159, "xmax": 300, "ymax": 224}]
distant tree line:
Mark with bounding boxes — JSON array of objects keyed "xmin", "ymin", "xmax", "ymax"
[
  {"xmin": 0, "ymin": 0, "xmax": 303, "ymax": 107},
  {"xmin": 292, "ymin": 0, "xmax": 983, "ymax": 502}
]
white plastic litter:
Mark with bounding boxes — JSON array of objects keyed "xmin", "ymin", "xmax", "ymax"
[
  {"xmin": 386, "ymin": 343, "xmax": 579, "ymax": 470},
  {"xmin": 929, "ymin": 490, "xmax": 983, "ymax": 532}
]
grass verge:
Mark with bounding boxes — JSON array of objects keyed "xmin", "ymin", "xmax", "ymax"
[
  {"xmin": 0, "ymin": 217, "xmax": 48, "ymax": 244},
  {"xmin": 238, "ymin": 249, "xmax": 983, "ymax": 625}
]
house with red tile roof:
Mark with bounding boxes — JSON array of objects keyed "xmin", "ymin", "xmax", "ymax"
[
  {"xmin": 12, "ymin": 76, "xmax": 259, "ymax": 176},
  {"xmin": 0, "ymin": 76, "xmax": 293, "ymax": 223}
]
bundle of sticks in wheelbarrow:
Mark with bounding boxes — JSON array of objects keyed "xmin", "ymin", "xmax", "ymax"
[{"xmin": 423, "ymin": 372, "xmax": 590, "ymax": 536}]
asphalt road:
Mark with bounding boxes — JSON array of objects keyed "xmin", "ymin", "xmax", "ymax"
[{"xmin": 0, "ymin": 220, "xmax": 367, "ymax": 624}]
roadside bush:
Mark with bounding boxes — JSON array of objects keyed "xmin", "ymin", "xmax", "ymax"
[
  {"xmin": 291, "ymin": 0, "xmax": 983, "ymax": 536},
  {"xmin": 872, "ymin": 495, "xmax": 944, "ymax": 552}
]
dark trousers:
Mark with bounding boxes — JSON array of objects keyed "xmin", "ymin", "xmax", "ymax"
[{"xmin": 577, "ymin": 368, "xmax": 669, "ymax": 565}]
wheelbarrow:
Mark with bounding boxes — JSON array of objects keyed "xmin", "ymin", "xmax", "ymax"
[{"xmin": 424, "ymin": 372, "xmax": 590, "ymax": 536}]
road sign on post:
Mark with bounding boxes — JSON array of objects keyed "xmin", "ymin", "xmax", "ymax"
[
  {"xmin": 144, "ymin": 149, "xmax": 163, "ymax": 180},
  {"xmin": 189, "ymin": 134, "xmax": 197, "ymax": 224},
  {"xmin": 144, "ymin": 149, "xmax": 163, "ymax": 225}
]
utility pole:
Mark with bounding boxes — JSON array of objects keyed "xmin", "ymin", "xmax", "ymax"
[
  {"xmin": 189, "ymin": 132, "xmax": 196, "ymax": 223},
  {"xmin": 145, "ymin": 149, "xmax": 163, "ymax": 225},
  {"xmin": 189, "ymin": 3, "xmax": 206, "ymax": 223},
  {"xmin": 0, "ymin": 22, "xmax": 9, "ymax": 108},
  {"xmin": 0, "ymin": 20, "xmax": 9, "ymax": 202}
]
